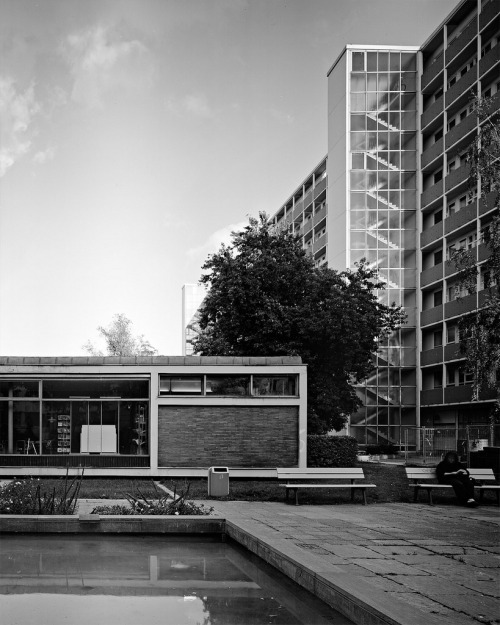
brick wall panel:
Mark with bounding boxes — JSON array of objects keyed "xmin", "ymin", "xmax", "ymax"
[{"xmin": 158, "ymin": 406, "xmax": 298, "ymax": 467}]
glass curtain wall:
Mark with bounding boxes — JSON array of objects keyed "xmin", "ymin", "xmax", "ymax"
[{"xmin": 348, "ymin": 49, "xmax": 418, "ymax": 447}]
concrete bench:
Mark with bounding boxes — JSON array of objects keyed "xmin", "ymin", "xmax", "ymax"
[
  {"xmin": 277, "ymin": 468, "xmax": 376, "ymax": 506},
  {"xmin": 406, "ymin": 467, "xmax": 500, "ymax": 506}
]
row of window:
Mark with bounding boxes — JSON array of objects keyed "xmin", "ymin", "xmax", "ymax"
[
  {"xmin": 351, "ymin": 131, "xmax": 416, "ymax": 151},
  {"xmin": 0, "ymin": 379, "xmax": 149, "ymax": 399},
  {"xmin": 158, "ymin": 375, "xmax": 298, "ymax": 397},
  {"xmin": 351, "ymin": 151, "xmax": 417, "ymax": 171},
  {"xmin": 351, "ymin": 51, "xmax": 417, "ymax": 73}
]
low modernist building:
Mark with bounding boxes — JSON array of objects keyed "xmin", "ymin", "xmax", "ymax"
[{"xmin": 0, "ymin": 356, "xmax": 306, "ymax": 477}]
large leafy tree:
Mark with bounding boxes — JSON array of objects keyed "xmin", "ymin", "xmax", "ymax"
[
  {"xmin": 450, "ymin": 95, "xmax": 500, "ymax": 404},
  {"xmin": 83, "ymin": 313, "xmax": 158, "ymax": 357},
  {"xmin": 193, "ymin": 214, "xmax": 405, "ymax": 433}
]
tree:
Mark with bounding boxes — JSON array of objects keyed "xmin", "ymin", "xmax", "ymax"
[
  {"xmin": 450, "ymin": 95, "xmax": 500, "ymax": 404},
  {"xmin": 193, "ymin": 214, "xmax": 405, "ymax": 433},
  {"xmin": 83, "ymin": 313, "xmax": 158, "ymax": 357}
]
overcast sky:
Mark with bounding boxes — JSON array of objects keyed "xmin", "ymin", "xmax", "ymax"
[{"xmin": 0, "ymin": 0, "xmax": 457, "ymax": 356}]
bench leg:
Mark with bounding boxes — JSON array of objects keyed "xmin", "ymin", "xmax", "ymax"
[
  {"xmin": 414, "ymin": 485, "xmax": 419, "ymax": 503},
  {"xmin": 350, "ymin": 480, "xmax": 355, "ymax": 502},
  {"xmin": 427, "ymin": 488, "xmax": 434, "ymax": 506},
  {"xmin": 295, "ymin": 488, "xmax": 299, "ymax": 506},
  {"xmin": 362, "ymin": 488, "xmax": 367, "ymax": 505}
]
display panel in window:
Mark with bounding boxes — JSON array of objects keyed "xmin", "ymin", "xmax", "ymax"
[{"xmin": 252, "ymin": 375, "xmax": 298, "ymax": 396}]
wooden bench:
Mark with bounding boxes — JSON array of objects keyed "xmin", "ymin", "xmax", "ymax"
[
  {"xmin": 276, "ymin": 468, "xmax": 376, "ymax": 506},
  {"xmin": 406, "ymin": 467, "xmax": 500, "ymax": 506}
]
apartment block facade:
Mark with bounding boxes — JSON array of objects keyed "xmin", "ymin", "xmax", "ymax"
[{"xmin": 270, "ymin": 0, "xmax": 499, "ymax": 446}]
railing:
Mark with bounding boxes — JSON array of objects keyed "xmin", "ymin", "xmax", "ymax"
[
  {"xmin": 0, "ymin": 454, "xmax": 151, "ymax": 468},
  {"xmin": 402, "ymin": 425, "xmax": 500, "ymax": 466},
  {"xmin": 446, "ymin": 16, "xmax": 477, "ymax": 66}
]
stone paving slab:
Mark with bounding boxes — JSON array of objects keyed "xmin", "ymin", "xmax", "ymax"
[{"xmin": 213, "ymin": 500, "xmax": 500, "ymax": 625}]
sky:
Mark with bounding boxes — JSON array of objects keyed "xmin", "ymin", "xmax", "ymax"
[{"xmin": 0, "ymin": 0, "xmax": 458, "ymax": 356}]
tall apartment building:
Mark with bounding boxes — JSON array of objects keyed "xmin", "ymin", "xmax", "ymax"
[{"xmin": 270, "ymin": 0, "xmax": 499, "ymax": 446}]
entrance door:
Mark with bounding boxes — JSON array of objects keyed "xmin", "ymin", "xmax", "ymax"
[{"xmin": 70, "ymin": 401, "xmax": 118, "ymax": 453}]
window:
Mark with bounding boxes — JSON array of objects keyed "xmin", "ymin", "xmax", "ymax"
[
  {"xmin": 434, "ymin": 370, "xmax": 443, "ymax": 388},
  {"xmin": 447, "ymin": 367, "xmax": 456, "ymax": 386},
  {"xmin": 433, "ymin": 330, "xmax": 443, "ymax": 347},
  {"xmin": 434, "ymin": 209, "xmax": 443, "ymax": 224},
  {"xmin": 253, "ymin": 375, "xmax": 297, "ymax": 396},
  {"xmin": 433, "ymin": 169, "xmax": 443, "ymax": 184},
  {"xmin": 434, "ymin": 249, "xmax": 443, "ymax": 265},
  {"xmin": 434, "ymin": 128, "xmax": 443, "ymax": 142},
  {"xmin": 159, "ymin": 376, "xmax": 203, "ymax": 395},
  {"xmin": 205, "ymin": 375, "xmax": 250, "ymax": 396},
  {"xmin": 433, "ymin": 290, "xmax": 443, "ymax": 307},
  {"xmin": 447, "ymin": 324, "xmax": 457, "ymax": 343}
]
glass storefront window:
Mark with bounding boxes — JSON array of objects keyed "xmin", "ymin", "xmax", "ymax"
[
  {"xmin": 159, "ymin": 376, "xmax": 203, "ymax": 395},
  {"xmin": 0, "ymin": 401, "xmax": 40, "ymax": 454},
  {"xmin": 252, "ymin": 376, "xmax": 297, "ymax": 396},
  {"xmin": 0, "ymin": 381, "xmax": 39, "ymax": 398},
  {"xmin": 42, "ymin": 379, "xmax": 149, "ymax": 399}
]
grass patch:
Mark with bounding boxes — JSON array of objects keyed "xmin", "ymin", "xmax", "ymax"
[{"xmin": 35, "ymin": 478, "xmax": 159, "ymax": 500}]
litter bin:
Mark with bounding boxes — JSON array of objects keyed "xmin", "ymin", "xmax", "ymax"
[{"xmin": 208, "ymin": 466, "xmax": 229, "ymax": 497}]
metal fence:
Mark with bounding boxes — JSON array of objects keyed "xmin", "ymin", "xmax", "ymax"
[{"xmin": 402, "ymin": 425, "xmax": 500, "ymax": 465}]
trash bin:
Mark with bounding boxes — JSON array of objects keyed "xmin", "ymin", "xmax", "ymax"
[{"xmin": 208, "ymin": 466, "xmax": 229, "ymax": 497}]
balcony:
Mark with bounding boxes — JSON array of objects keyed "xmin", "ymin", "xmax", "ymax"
[
  {"xmin": 421, "ymin": 304, "xmax": 444, "ymax": 327},
  {"xmin": 445, "ymin": 114, "xmax": 477, "ymax": 150},
  {"xmin": 304, "ymin": 189, "xmax": 313, "ymax": 209},
  {"xmin": 445, "ymin": 165, "xmax": 469, "ymax": 193},
  {"xmin": 421, "ymin": 388, "xmax": 444, "ymax": 405},
  {"xmin": 444, "ymin": 251, "xmax": 477, "ymax": 277},
  {"xmin": 421, "ymin": 347, "xmax": 444, "ymax": 366},
  {"xmin": 420, "ymin": 262, "xmax": 444, "ymax": 287},
  {"xmin": 421, "ymin": 137, "xmax": 444, "ymax": 170},
  {"xmin": 421, "ymin": 221, "xmax": 444, "ymax": 248},
  {"xmin": 314, "ymin": 177, "xmax": 327, "ymax": 199},
  {"xmin": 444, "ymin": 202, "xmax": 477, "ymax": 234},
  {"xmin": 446, "ymin": 16, "xmax": 477, "ymax": 66},
  {"xmin": 445, "ymin": 68, "xmax": 477, "ymax": 108},
  {"xmin": 480, "ymin": 0, "xmax": 499, "ymax": 31},
  {"xmin": 421, "ymin": 181, "xmax": 444, "ymax": 208},
  {"xmin": 444, "ymin": 343, "xmax": 461, "ymax": 362},
  {"xmin": 480, "ymin": 191, "xmax": 499, "ymax": 216},
  {"xmin": 313, "ymin": 204, "xmax": 327, "ymax": 227},
  {"xmin": 313, "ymin": 233, "xmax": 327, "ymax": 255},
  {"xmin": 421, "ymin": 95, "xmax": 444, "ymax": 130},
  {"xmin": 303, "ymin": 218, "xmax": 313, "ymax": 236},
  {"xmin": 421, "ymin": 54, "xmax": 444, "ymax": 90},
  {"xmin": 292, "ymin": 199, "xmax": 304, "ymax": 220},
  {"xmin": 444, "ymin": 385, "xmax": 474, "ymax": 404},
  {"xmin": 479, "ymin": 286, "xmax": 497, "ymax": 308},
  {"xmin": 479, "ymin": 44, "xmax": 500, "ymax": 79},
  {"xmin": 478, "ymin": 243, "xmax": 491, "ymax": 262},
  {"xmin": 445, "ymin": 293, "xmax": 477, "ymax": 319}
]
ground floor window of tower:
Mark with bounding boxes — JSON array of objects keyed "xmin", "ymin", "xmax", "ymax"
[{"xmin": 0, "ymin": 379, "xmax": 149, "ymax": 456}]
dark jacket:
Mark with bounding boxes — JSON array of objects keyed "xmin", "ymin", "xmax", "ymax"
[{"xmin": 436, "ymin": 458, "xmax": 469, "ymax": 483}]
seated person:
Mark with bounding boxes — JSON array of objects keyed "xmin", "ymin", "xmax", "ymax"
[{"xmin": 436, "ymin": 451, "xmax": 476, "ymax": 507}]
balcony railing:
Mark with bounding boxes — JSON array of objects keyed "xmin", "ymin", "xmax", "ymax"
[
  {"xmin": 444, "ymin": 343, "xmax": 461, "ymax": 362},
  {"xmin": 421, "ymin": 95, "xmax": 444, "ymax": 130},
  {"xmin": 479, "ymin": 191, "xmax": 498, "ymax": 216},
  {"xmin": 313, "ymin": 204, "xmax": 327, "ymax": 227},
  {"xmin": 313, "ymin": 177, "xmax": 327, "ymax": 199},
  {"xmin": 445, "ymin": 165, "xmax": 469, "ymax": 193},
  {"xmin": 480, "ymin": 0, "xmax": 499, "ymax": 31},
  {"xmin": 420, "ymin": 262, "xmax": 444, "ymax": 287},
  {"xmin": 446, "ymin": 16, "xmax": 477, "ymax": 66},
  {"xmin": 445, "ymin": 293, "xmax": 477, "ymax": 319},
  {"xmin": 421, "ymin": 220, "xmax": 444, "ymax": 248},
  {"xmin": 444, "ymin": 385, "xmax": 474, "ymax": 404},
  {"xmin": 445, "ymin": 68, "xmax": 477, "ymax": 108},
  {"xmin": 420, "ymin": 388, "xmax": 444, "ymax": 405},
  {"xmin": 421, "ymin": 181, "xmax": 443, "ymax": 208},
  {"xmin": 421, "ymin": 53, "xmax": 444, "ymax": 90},
  {"xmin": 421, "ymin": 346, "xmax": 444, "ymax": 366},
  {"xmin": 421, "ymin": 137, "xmax": 444, "ymax": 170},
  {"xmin": 421, "ymin": 304, "xmax": 444, "ymax": 326},
  {"xmin": 445, "ymin": 114, "xmax": 477, "ymax": 150},
  {"xmin": 445, "ymin": 202, "xmax": 477, "ymax": 234},
  {"xmin": 479, "ymin": 44, "xmax": 500, "ymax": 78}
]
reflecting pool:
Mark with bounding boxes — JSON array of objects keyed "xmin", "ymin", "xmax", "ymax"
[{"xmin": 0, "ymin": 535, "xmax": 353, "ymax": 625}]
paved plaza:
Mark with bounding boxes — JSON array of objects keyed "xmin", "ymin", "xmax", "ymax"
[{"xmin": 211, "ymin": 500, "xmax": 500, "ymax": 625}]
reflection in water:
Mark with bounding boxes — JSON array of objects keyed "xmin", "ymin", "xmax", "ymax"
[{"xmin": 0, "ymin": 535, "xmax": 352, "ymax": 625}]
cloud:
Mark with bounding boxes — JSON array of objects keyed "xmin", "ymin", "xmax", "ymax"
[
  {"xmin": 166, "ymin": 93, "xmax": 214, "ymax": 119},
  {"xmin": 0, "ymin": 77, "xmax": 39, "ymax": 177},
  {"xmin": 33, "ymin": 146, "xmax": 55, "ymax": 164},
  {"xmin": 60, "ymin": 24, "xmax": 155, "ymax": 108},
  {"xmin": 187, "ymin": 221, "xmax": 248, "ymax": 259}
]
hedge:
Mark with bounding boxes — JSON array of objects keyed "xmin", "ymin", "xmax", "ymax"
[{"xmin": 307, "ymin": 435, "xmax": 358, "ymax": 468}]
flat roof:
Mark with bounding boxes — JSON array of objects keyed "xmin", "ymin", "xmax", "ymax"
[
  {"xmin": 327, "ymin": 44, "xmax": 420, "ymax": 78},
  {"xmin": 0, "ymin": 356, "xmax": 303, "ymax": 366}
]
